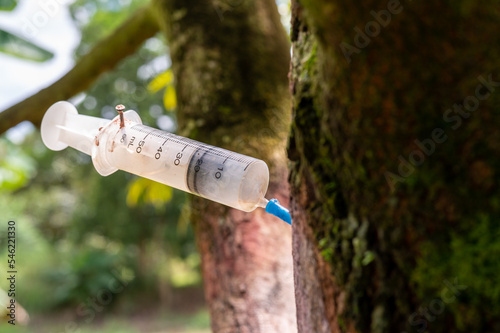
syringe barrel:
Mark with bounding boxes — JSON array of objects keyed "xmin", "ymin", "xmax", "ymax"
[
  {"xmin": 41, "ymin": 102, "xmax": 270, "ymax": 212},
  {"xmin": 41, "ymin": 102, "xmax": 296, "ymax": 223},
  {"xmin": 92, "ymin": 112, "xmax": 270, "ymax": 212}
]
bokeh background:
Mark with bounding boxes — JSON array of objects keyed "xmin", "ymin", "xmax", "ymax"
[{"xmin": 0, "ymin": 1, "xmax": 290, "ymax": 332}]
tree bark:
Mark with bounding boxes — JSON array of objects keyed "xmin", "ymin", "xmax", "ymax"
[
  {"xmin": 290, "ymin": 0, "xmax": 500, "ymax": 332},
  {"xmin": 153, "ymin": 0, "xmax": 296, "ymax": 332}
]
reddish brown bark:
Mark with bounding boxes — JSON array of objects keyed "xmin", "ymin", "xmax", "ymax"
[
  {"xmin": 154, "ymin": 0, "xmax": 296, "ymax": 331},
  {"xmin": 194, "ymin": 166, "xmax": 294, "ymax": 332}
]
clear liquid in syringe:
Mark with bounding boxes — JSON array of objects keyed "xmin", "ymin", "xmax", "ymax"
[
  {"xmin": 41, "ymin": 101, "xmax": 291, "ymax": 223},
  {"xmin": 103, "ymin": 123, "xmax": 269, "ymax": 212}
]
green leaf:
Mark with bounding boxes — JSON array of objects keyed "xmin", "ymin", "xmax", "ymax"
[
  {"xmin": 0, "ymin": 139, "xmax": 35, "ymax": 192},
  {"xmin": 163, "ymin": 85, "xmax": 177, "ymax": 110},
  {"xmin": 0, "ymin": 29, "xmax": 54, "ymax": 62},
  {"xmin": 0, "ymin": 0, "xmax": 17, "ymax": 11},
  {"xmin": 147, "ymin": 70, "xmax": 173, "ymax": 93},
  {"xmin": 126, "ymin": 177, "xmax": 173, "ymax": 209}
]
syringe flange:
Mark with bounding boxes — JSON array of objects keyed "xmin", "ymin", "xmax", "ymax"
[{"xmin": 91, "ymin": 109, "xmax": 142, "ymax": 176}]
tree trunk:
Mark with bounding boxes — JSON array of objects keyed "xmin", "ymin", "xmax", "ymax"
[
  {"xmin": 290, "ymin": 1, "xmax": 500, "ymax": 332},
  {"xmin": 153, "ymin": 0, "xmax": 296, "ymax": 332}
]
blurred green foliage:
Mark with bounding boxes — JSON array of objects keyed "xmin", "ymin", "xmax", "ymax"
[
  {"xmin": 0, "ymin": 0, "xmax": 200, "ymax": 320},
  {"xmin": 0, "ymin": 0, "xmax": 17, "ymax": 11},
  {"xmin": 0, "ymin": 137, "xmax": 35, "ymax": 191},
  {"xmin": 0, "ymin": 309, "xmax": 211, "ymax": 333},
  {"xmin": 0, "ymin": 0, "xmax": 54, "ymax": 62},
  {"xmin": 0, "ymin": 0, "xmax": 292, "ymax": 330},
  {"xmin": 412, "ymin": 214, "xmax": 500, "ymax": 330},
  {"xmin": 147, "ymin": 69, "xmax": 177, "ymax": 111},
  {"xmin": 0, "ymin": 30, "xmax": 54, "ymax": 62}
]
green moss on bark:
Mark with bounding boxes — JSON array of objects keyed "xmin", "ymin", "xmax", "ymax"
[{"xmin": 291, "ymin": 0, "xmax": 500, "ymax": 332}]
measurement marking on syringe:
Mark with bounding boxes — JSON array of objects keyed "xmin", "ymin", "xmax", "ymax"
[
  {"xmin": 41, "ymin": 101, "xmax": 286, "ymax": 222},
  {"xmin": 187, "ymin": 147, "xmax": 214, "ymax": 194},
  {"xmin": 131, "ymin": 124, "xmax": 257, "ymax": 165}
]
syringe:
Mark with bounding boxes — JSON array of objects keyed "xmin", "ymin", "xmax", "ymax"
[{"xmin": 40, "ymin": 101, "xmax": 291, "ymax": 224}]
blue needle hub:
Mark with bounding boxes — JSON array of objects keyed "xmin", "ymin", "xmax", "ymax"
[{"xmin": 265, "ymin": 199, "xmax": 292, "ymax": 225}]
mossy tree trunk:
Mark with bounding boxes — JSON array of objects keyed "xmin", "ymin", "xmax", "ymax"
[
  {"xmin": 289, "ymin": 1, "xmax": 500, "ymax": 332},
  {"xmin": 153, "ymin": 0, "xmax": 296, "ymax": 332}
]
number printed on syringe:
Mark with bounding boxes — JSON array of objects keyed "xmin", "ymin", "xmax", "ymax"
[
  {"xmin": 41, "ymin": 101, "xmax": 292, "ymax": 223},
  {"xmin": 106, "ymin": 123, "xmax": 264, "ymax": 211}
]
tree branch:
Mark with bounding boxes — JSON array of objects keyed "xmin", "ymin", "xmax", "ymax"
[{"xmin": 0, "ymin": 5, "xmax": 160, "ymax": 135}]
